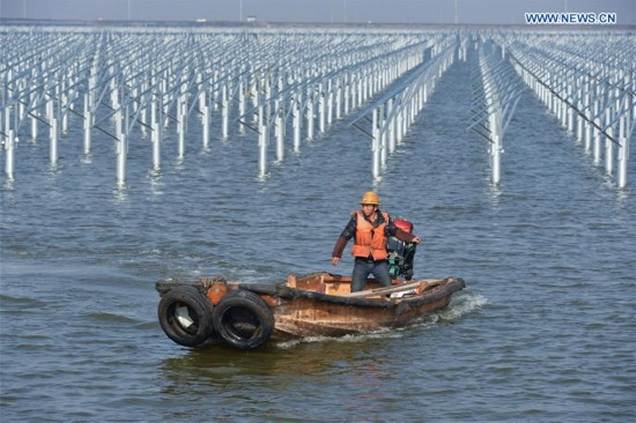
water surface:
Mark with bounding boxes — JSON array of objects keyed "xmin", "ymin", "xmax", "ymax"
[{"xmin": 1, "ymin": 50, "xmax": 635, "ymax": 421}]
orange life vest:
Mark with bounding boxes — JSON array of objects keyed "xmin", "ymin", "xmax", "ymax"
[{"xmin": 351, "ymin": 210, "xmax": 389, "ymax": 261}]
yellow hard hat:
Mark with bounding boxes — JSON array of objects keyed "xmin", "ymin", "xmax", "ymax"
[{"xmin": 360, "ymin": 191, "xmax": 380, "ymax": 205}]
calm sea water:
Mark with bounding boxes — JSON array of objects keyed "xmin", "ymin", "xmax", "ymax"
[{"xmin": 1, "ymin": 49, "xmax": 635, "ymax": 421}]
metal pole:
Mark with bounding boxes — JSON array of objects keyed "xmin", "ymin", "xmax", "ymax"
[
  {"xmin": 239, "ymin": 77, "xmax": 246, "ymax": 134},
  {"xmin": 318, "ymin": 88, "xmax": 325, "ymax": 134},
  {"xmin": 5, "ymin": 130, "xmax": 15, "ymax": 181},
  {"xmin": 492, "ymin": 133, "xmax": 501, "ymax": 185},
  {"xmin": 82, "ymin": 93, "xmax": 91, "ymax": 154},
  {"xmin": 258, "ymin": 111, "xmax": 268, "ymax": 178},
  {"xmin": 372, "ymin": 109, "xmax": 380, "ymax": 180},
  {"xmin": 487, "ymin": 107, "xmax": 501, "ymax": 185},
  {"xmin": 604, "ymin": 111, "xmax": 613, "ymax": 175},
  {"xmin": 593, "ymin": 105, "xmax": 601, "ymax": 165},
  {"xmin": 202, "ymin": 105, "xmax": 210, "ymax": 149},
  {"xmin": 292, "ymin": 100, "xmax": 301, "ymax": 153},
  {"xmin": 336, "ymin": 84, "xmax": 342, "ymax": 120},
  {"xmin": 49, "ymin": 118, "xmax": 58, "ymax": 167},
  {"xmin": 567, "ymin": 86, "xmax": 574, "ymax": 133},
  {"xmin": 387, "ymin": 98, "xmax": 395, "ymax": 154},
  {"xmin": 222, "ymin": 84, "xmax": 229, "ymax": 139},
  {"xmin": 275, "ymin": 99, "xmax": 284, "ymax": 162},
  {"xmin": 152, "ymin": 122, "xmax": 161, "ymax": 171},
  {"xmin": 344, "ymin": 75, "xmax": 350, "ymax": 115},
  {"xmin": 379, "ymin": 104, "xmax": 387, "ymax": 168},
  {"xmin": 576, "ymin": 88, "xmax": 583, "ymax": 143},
  {"xmin": 61, "ymin": 94, "xmax": 69, "ymax": 135},
  {"xmin": 117, "ymin": 133, "xmax": 127, "ymax": 187},
  {"xmin": 31, "ymin": 113, "xmax": 38, "ymax": 142},
  {"xmin": 617, "ymin": 114, "xmax": 628, "ymax": 189},
  {"xmin": 115, "ymin": 110, "xmax": 126, "ymax": 186},
  {"xmin": 307, "ymin": 95, "xmax": 314, "ymax": 141}
]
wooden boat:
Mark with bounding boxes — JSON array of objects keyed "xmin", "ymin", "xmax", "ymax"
[{"xmin": 155, "ymin": 272, "xmax": 465, "ymax": 350}]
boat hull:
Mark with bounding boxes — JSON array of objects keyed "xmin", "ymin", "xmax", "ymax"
[
  {"xmin": 156, "ymin": 273, "xmax": 465, "ymax": 348},
  {"xmin": 265, "ymin": 275, "xmax": 465, "ymax": 339},
  {"xmin": 272, "ymin": 295, "xmax": 451, "ymax": 339}
]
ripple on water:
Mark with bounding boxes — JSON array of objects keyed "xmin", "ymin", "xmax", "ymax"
[
  {"xmin": 0, "ymin": 294, "xmax": 47, "ymax": 308},
  {"xmin": 84, "ymin": 312, "xmax": 142, "ymax": 325}
]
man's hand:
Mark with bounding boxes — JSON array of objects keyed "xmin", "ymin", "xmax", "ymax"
[
  {"xmin": 331, "ymin": 256, "xmax": 341, "ymax": 266},
  {"xmin": 411, "ymin": 236, "xmax": 422, "ymax": 244}
]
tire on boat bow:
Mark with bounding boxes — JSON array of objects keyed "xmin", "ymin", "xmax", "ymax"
[
  {"xmin": 158, "ymin": 285, "xmax": 215, "ymax": 347},
  {"xmin": 213, "ymin": 289, "xmax": 274, "ymax": 350}
]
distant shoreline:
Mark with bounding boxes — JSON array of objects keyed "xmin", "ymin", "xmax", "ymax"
[{"xmin": 1, "ymin": 17, "xmax": 634, "ymax": 31}]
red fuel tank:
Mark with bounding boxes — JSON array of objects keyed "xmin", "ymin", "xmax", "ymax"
[{"xmin": 394, "ymin": 218, "xmax": 413, "ymax": 234}]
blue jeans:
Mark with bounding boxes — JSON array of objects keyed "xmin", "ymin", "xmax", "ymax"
[{"xmin": 351, "ymin": 258, "xmax": 392, "ymax": 292}]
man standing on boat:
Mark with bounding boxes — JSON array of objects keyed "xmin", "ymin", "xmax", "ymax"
[{"xmin": 331, "ymin": 191, "xmax": 421, "ymax": 292}]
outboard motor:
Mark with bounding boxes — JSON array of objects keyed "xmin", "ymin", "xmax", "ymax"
[{"xmin": 387, "ymin": 218, "xmax": 416, "ymax": 280}]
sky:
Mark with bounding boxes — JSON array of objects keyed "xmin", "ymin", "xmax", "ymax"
[{"xmin": 0, "ymin": 0, "xmax": 634, "ymax": 25}]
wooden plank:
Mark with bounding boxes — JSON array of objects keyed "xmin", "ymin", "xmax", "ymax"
[
  {"xmin": 324, "ymin": 282, "xmax": 352, "ymax": 296},
  {"xmin": 286, "ymin": 273, "xmax": 297, "ymax": 288},
  {"xmin": 342, "ymin": 279, "xmax": 442, "ymax": 298}
]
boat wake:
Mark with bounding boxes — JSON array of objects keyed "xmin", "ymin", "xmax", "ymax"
[
  {"xmin": 438, "ymin": 291, "xmax": 488, "ymax": 321},
  {"xmin": 275, "ymin": 292, "xmax": 487, "ymax": 349}
]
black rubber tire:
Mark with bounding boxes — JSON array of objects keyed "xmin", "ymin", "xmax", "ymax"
[
  {"xmin": 213, "ymin": 289, "xmax": 274, "ymax": 350},
  {"xmin": 158, "ymin": 285, "xmax": 214, "ymax": 347}
]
